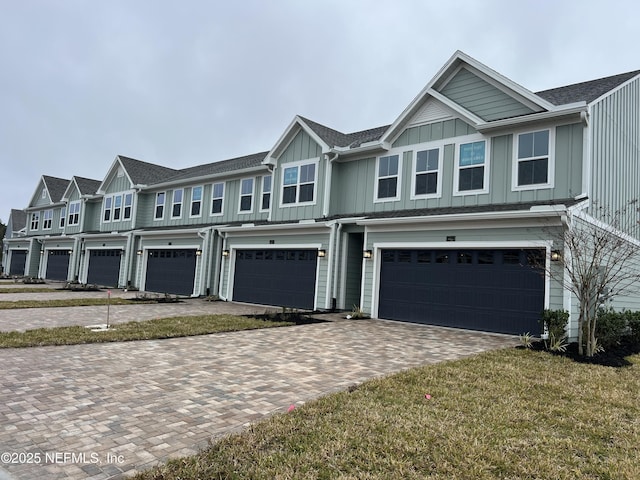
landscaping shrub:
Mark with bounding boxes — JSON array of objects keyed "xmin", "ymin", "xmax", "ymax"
[
  {"xmin": 541, "ymin": 309, "xmax": 569, "ymax": 340},
  {"xmin": 627, "ymin": 310, "xmax": 640, "ymax": 344},
  {"xmin": 596, "ymin": 307, "xmax": 628, "ymax": 348}
]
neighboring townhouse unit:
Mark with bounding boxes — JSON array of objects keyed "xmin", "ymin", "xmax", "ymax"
[
  {"xmin": 3, "ymin": 50, "xmax": 639, "ymax": 339},
  {"xmin": 1, "ymin": 209, "xmax": 27, "ymax": 275}
]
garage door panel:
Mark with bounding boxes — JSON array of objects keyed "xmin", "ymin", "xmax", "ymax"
[
  {"xmin": 379, "ymin": 248, "xmax": 544, "ymax": 335},
  {"xmin": 233, "ymin": 249, "xmax": 317, "ymax": 309},
  {"xmin": 9, "ymin": 251, "xmax": 27, "ymax": 275},
  {"xmin": 145, "ymin": 249, "xmax": 196, "ymax": 296},
  {"xmin": 87, "ymin": 250, "xmax": 122, "ymax": 287},
  {"xmin": 46, "ymin": 251, "xmax": 70, "ymax": 281}
]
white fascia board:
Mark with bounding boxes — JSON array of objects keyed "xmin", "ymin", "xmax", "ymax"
[
  {"xmin": 572, "ymin": 210, "xmax": 640, "ymax": 247},
  {"xmin": 136, "ymin": 228, "xmax": 204, "ymax": 237},
  {"xmin": 219, "ymin": 221, "xmax": 331, "ymax": 235},
  {"xmin": 476, "ymin": 104, "xmax": 587, "ymax": 133},
  {"xmin": 427, "ymin": 89, "xmax": 486, "ymax": 126},
  {"xmin": 76, "ymin": 231, "xmax": 134, "ymax": 240},
  {"xmin": 330, "ymin": 141, "xmax": 390, "ymax": 157},
  {"xmin": 262, "ymin": 116, "xmax": 331, "ymax": 165},
  {"xmin": 96, "ymin": 157, "xmax": 132, "ymax": 195}
]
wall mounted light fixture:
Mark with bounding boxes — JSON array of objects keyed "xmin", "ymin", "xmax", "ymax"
[
  {"xmin": 317, "ymin": 249, "xmax": 326, "ymax": 258},
  {"xmin": 136, "ymin": 249, "xmax": 143, "ymax": 256},
  {"xmin": 550, "ymin": 250, "xmax": 562, "ymax": 262},
  {"xmin": 363, "ymin": 249, "xmax": 373, "ymax": 259},
  {"xmin": 222, "ymin": 249, "xmax": 230, "ymax": 257},
  {"xmin": 196, "ymin": 249, "xmax": 203, "ymax": 256}
]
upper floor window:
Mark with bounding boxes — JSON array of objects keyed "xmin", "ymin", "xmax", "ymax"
[
  {"xmin": 103, "ymin": 196, "xmax": 113, "ymax": 222},
  {"xmin": 211, "ymin": 182, "xmax": 224, "ymax": 215},
  {"xmin": 123, "ymin": 193, "xmax": 132, "ymax": 220},
  {"xmin": 376, "ymin": 155, "xmax": 400, "ymax": 201},
  {"xmin": 261, "ymin": 175, "xmax": 272, "ymax": 211},
  {"xmin": 60, "ymin": 206, "xmax": 66, "ymax": 228},
  {"xmin": 43, "ymin": 210, "xmax": 53, "ymax": 230},
  {"xmin": 172, "ymin": 189, "xmax": 184, "ymax": 218},
  {"xmin": 455, "ymin": 140, "xmax": 488, "ymax": 194},
  {"xmin": 239, "ymin": 178, "xmax": 254, "ymax": 212},
  {"xmin": 113, "ymin": 195, "xmax": 122, "ymax": 221},
  {"xmin": 412, "ymin": 148, "xmax": 441, "ymax": 198},
  {"xmin": 68, "ymin": 201, "xmax": 81, "ymax": 226},
  {"xmin": 154, "ymin": 192, "xmax": 165, "ymax": 220},
  {"xmin": 282, "ymin": 161, "xmax": 316, "ymax": 205},
  {"xmin": 514, "ymin": 129, "xmax": 552, "ymax": 189},
  {"xmin": 190, "ymin": 186, "xmax": 202, "ymax": 217},
  {"xmin": 30, "ymin": 212, "xmax": 40, "ymax": 230}
]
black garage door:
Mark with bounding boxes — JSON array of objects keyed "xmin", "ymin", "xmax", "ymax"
[
  {"xmin": 46, "ymin": 250, "xmax": 71, "ymax": 281},
  {"xmin": 378, "ymin": 249, "xmax": 544, "ymax": 335},
  {"xmin": 145, "ymin": 249, "xmax": 197, "ymax": 296},
  {"xmin": 9, "ymin": 250, "xmax": 27, "ymax": 275},
  {"xmin": 87, "ymin": 250, "xmax": 122, "ymax": 287},
  {"xmin": 233, "ymin": 249, "xmax": 317, "ymax": 309}
]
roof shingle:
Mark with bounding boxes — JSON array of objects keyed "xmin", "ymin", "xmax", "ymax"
[{"xmin": 536, "ymin": 70, "xmax": 640, "ymax": 105}]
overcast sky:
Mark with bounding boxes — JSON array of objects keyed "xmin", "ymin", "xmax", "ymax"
[{"xmin": 1, "ymin": 0, "xmax": 638, "ymax": 225}]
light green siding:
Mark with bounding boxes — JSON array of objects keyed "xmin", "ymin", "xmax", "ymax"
[
  {"xmin": 104, "ymin": 174, "xmax": 132, "ymax": 194},
  {"xmin": 589, "ymin": 76, "xmax": 640, "ymax": 238},
  {"xmin": 393, "ymin": 118, "xmax": 476, "ymax": 147},
  {"xmin": 439, "ymin": 67, "xmax": 536, "ymax": 121}
]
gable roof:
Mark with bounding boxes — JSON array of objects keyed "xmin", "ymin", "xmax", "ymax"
[
  {"xmin": 158, "ymin": 151, "xmax": 269, "ymax": 185},
  {"xmin": 300, "ymin": 117, "xmax": 389, "ymax": 149},
  {"xmin": 117, "ymin": 155, "xmax": 180, "ymax": 186},
  {"xmin": 42, "ymin": 175, "xmax": 70, "ymax": 203},
  {"xmin": 75, "ymin": 176, "xmax": 101, "ymax": 195},
  {"xmin": 535, "ymin": 70, "xmax": 640, "ymax": 105},
  {"xmin": 9, "ymin": 209, "xmax": 27, "ymax": 232}
]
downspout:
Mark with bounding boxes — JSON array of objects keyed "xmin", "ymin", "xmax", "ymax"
[
  {"xmin": 332, "ymin": 221, "xmax": 343, "ymax": 310},
  {"xmin": 124, "ymin": 231, "xmax": 135, "ymax": 290},
  {"xmin": 197, "ymin": 226, "xmax": 215, "ymax": 296},
  {"xmin": 217, "ymin": 230, "xmax": 228, "ymax": 300},
  {"xmin": 266, "ymin": 165, "xmax": 275, "ymax": 222},
  {"xmin": 322, "ymin": 152, "xmax": 339, "ymax": 218},
  {"xmin": 325, "ymin": 222, "xmax": 337, "ymax": 309}
]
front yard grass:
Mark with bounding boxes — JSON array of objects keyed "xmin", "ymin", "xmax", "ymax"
[
  {"xmin": 135, "ymin": 348, "xmax": 640, "ymax": 480},
  {"xmin": 0, "ymin": 315, "xmax": 293, "ymax": 348},
  {"xmin": 0, "ymin": 298, "xmax": 152, "ymax": 309},
  {"xmin": 0, "ymin": 287, "xmax": 61, "ymax": 294}
]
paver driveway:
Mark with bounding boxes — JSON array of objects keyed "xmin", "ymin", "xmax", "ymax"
[{"xmin": 0, "ymin": 311, "xmax": 517, "ymax": 479}]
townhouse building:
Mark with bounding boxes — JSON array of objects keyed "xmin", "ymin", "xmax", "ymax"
[{"xmin": 3, "ymin": 51, "xmax": 640, "ymax": 339}]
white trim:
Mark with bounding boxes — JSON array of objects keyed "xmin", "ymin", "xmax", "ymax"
[
  {"xmin": 210, "ymin": 181, "xmax": 225, "ymax": 217},
  {"xmin": 238, "ymin": 177, "xmax": 255, "ymax": 214},
  {"xmin": 511, "ymin": 127, "xmax": 556, "ymax": 191},
  {"xmin": 409, "ymin": 144, "xmax": 444, "ymax": 200},
  {"xmin": 279, "ymin": 158, "xmax": 320, "ymax": 208},
  {"xmin": 373, "ymin": 153, "xmax": 402, "ymax": 203},
  {"xmin": 453, "ymin": 136, "xmax": 490, "ymax": 196},
  {"xmin": 171, "ymin": 188, "xmax": 184, "ymax": 219},
  {"xmin": 67, "ymin": 201, "xmax": 81, "ymax": 226},
  {"xmin": 154, "ymin": 191, "xmax": 166, "ymax": 221},
  {"xmin": 259, "ymin": 174, "xmax": 272, "ymax": 213},
  {"xmin": 137, "ymin": 244, "xmax": 202, "ymax": 297},
  {"xmin": 189, "ymin": 185, "xmax": 204, "ymax": 219}
]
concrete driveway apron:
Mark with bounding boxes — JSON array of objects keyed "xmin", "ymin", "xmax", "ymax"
[{"xmin": 0, "ymin": 317, "xmax": 516, "ymax": 479}]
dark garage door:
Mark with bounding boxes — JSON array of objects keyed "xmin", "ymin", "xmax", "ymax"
[
  {"xmin": 9, "ymin": 250, "xmax": 27, "ymax": 275},
  {"xmin": 87, "ymin": 250, "xmax": 122, "ymax": 287},
  {"xmin": 145, "ymin": 249, "xmax": 197, "ymax": 296},
  {"xmin": 378, "ymin": 249, "xmax": 544, "ymax": 335},
  {"xmin": 46, "ymin": 250, "xmax": 71, "ymax": 281},
  {"xmin": 233, "ymin": 249, "xmax": 317, "ymax": 309}
]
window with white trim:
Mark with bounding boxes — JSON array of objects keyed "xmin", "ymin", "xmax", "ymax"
[
  {"xmin": 43, "ymin": 210, "xmax": 53, "ymax": 230},
  {"xmin": 376, "ymin": 154, "xmax": 400, "ymax": 200},
  {"xmin": 154, "ymin": 192, "xmax": 165, "ymax": 220},
  {"xmin": 413, "ymin": 148, "xmax": 440, "ymax": 197},
  {"xmin": 261, "ymin": 175, "xmax": 272, "ymax": 211},
  {"xmin": 123, "ymin": 193, "xmax": 132, "ymax": 220},
  {"xmin": 172, "ymin": 189, "xmax": 183, "ymax": 218},
  {"xmin": 59, "ymin": 206, "xmax": 66, "ymax": 228},
  {"xmin": 455, "ymin": 140, "xmax": 487, "ymax": 193},
  {"xmin": 190, "ymin": 186, "xmax": 202, "ymax": 217},
  {"xmin": 282, "ymin": 162, "xmax": 316, "ymax": 205},
  {"xmin": 211, "ymin": 182, "xmax": 224, "ymax": 215},
  {"xmin": 68, "ymin": 201, "xmax": 80, "ymax": 226},
  {"xmin": 103, "ymin": 196, "xmax": 113, "ymax": 222},
  {"xmin": 515, "ymin": 130, "xmax": 551, "ymax": 187},
  {"xmin": 113, "ymin": 195, "xmax": 122, "ymax": 220},
  {"xmin": 30, "ymin": 212, "xmax": 40, "ymax": 230},
  {"xmin": 239, "ymin": 178, "xmax": 254, "ymax": 212}
]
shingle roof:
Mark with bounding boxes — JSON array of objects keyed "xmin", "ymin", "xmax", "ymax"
[
  {"xmin": 74, "ymin": 176, "xmax": 101, "ymax": 195},
  {"xmin": 162, "ymin": 151, "xmax": 269, "ymax": 184},
  {"xmin": 9, "ymin": 209, "xmax": 27, "ymax": 231},
  {"xmin": 300, "ymin": 116, "xmax": 389, "ymax": 149},
  {"xmin": 536, "ymin": 70, "xmax": 640, "ymax": 105},
  {"xmin": 42, "ymin": 175, "xmax": 70, "ymax": 203},
  {"xmin": 117, "ymin": 155, "xmax": 180, "ymax": 185}
]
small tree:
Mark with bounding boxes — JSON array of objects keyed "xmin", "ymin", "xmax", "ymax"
[{"xmin": 547, "ymin": 202, "xmax": 640, "ymax": 357}]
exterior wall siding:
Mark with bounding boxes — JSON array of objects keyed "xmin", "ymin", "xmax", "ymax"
[{"xmin": 392, "ymin": 118, "xmax": 476, "ymax": 147}]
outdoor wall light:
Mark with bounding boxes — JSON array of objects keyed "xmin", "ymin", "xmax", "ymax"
[
  {"xmin": 317, "ymin": 249, "xmax": 326, "ymax": 258},
  {"xmin": 196, "ymin": 249, "xmax": 203, "ymax": 256},
  {"xmin": 67, "ymin": 249, "xmax": 73, "ymax": 255},
  {"xmin": 551, "ymin": 250, "xmax": 562, "ymax": 262},
  {"xmin": 136, "ymin": 249, "xmax": 143, "ymax": 256},
  {"xmin": 363, "ymin": 249, "xmax": 373, "ymax": 259},
  {"xmin": 40, "ymin": 250, "xmax": 44, "ymax": 255},
  {"xmin": 222, "ymin": 249, "xmax": 230, "ymax": 257}
]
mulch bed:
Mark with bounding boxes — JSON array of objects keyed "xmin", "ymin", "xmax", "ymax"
[{"xmin": 528, "ymin": 337, "xmax": 640, "ymax": 368}]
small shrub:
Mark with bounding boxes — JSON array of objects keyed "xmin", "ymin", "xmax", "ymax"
[
  {"xmin": 626, "ymin": 310, "xmax": 640, "ymax": 344},
  {"xmin": 596, "ymin": 307, "xmax": 627, "ymax": 348},
  {"xmin": 518, "ymin": 332, "xmax": 533, "ymax": 349},
  {"xmin": 547, "ymin": 333, "xmax": 568, "ymax": 353},
  {"xmin": 349, "ymin": 305, "xmax": 369, "ymax": 320},
  {"xmin": 541, "ymin": 309, "xmax": 569, "ymax": 342}
]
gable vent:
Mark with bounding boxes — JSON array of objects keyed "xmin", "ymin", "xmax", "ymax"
[{"xmin": 409, "ymin": 99, "xmax": 453, "ymax": 126}]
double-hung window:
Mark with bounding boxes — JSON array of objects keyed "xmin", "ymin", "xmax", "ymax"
[
  {"xmin": 282, "ymin": 162, "xmax": 316, "ymax": 205},
  {"xmin": 413, "ymin": 148, "xmax": 440, "ymax": 198},
  {"xmin": 190, "ymin": 186, "xmax": 202, "ymax": 217},
  {"xmin": 455, "ymin": 140, "xmax": 488, "ymax": 194},
  {"xmin": 239, "ymin": 178, "xmax": 254, "ymax": 212},
  {"xmin": 211, "ymin": 182, "xmax": 224, "ymax": 215},
  {"xmin": 113, "ymin": 195, "xmax": 122, "ymax": 221},
  {"xmin": 172, "ymin": 189, "xmax": 183, "ymax": 218},
  {"xmin": 59, "ymin": 206, "xmax": 66, "ymax": 228},
  {"xmin": 123, "ymin": 193, "xmax": 132, "ymax": 220},
  {"xmin": 68, "ymin": 202, "xmax": 80, "ymax": 226},
  {"xmin": 103, "ymin": 196, "xmax": 113, "ymax": 222},
  {"xmin": 43, "ymin": 210, "xmax": 53, "ymax": 230},
  {"xmin": 30, "ymin": 212, "xmax": 40, "ymax": 231},
  {"xmin": 154, "ymin": 192, "xmax": 165, "ymax": 220},
  {"xmin": 514, "ymin": 129, "xmax": 552, "ymax": 189},
  {"xmin": 261, "ymin": 175, "xmax": 272, "ymax": 211},
  {"xmin": 376, "ymin": 155, "xmax": 400, "ymax": 200}
]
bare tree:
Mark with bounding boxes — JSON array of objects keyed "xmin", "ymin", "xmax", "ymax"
[{"xmin": 547, "ymin": 201, "xmax": 640, "ymax": 356}]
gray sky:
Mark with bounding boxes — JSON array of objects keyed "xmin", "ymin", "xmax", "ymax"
[{"xmin": 1, "ymin": 0, "xmax": 638, "ymax": 225}]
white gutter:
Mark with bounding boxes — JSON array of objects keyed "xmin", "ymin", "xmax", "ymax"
[
  {"xmin": 331, "ymin": 221, "xmax": 343, "ymax": 309},
  {"xmin": 217, "ymin": 231, "xmax": 229, "ymax": 300},
  {"xmin": 219, "ymin": 221, "xmax": 331, "ymax": 234},
  {"xmin": 476, "ymin": 105, "xmax": 587, "ymax": 133},
  {"xmin": 325, "ymin": 221, "xmax": 337, "ymax": 309}
]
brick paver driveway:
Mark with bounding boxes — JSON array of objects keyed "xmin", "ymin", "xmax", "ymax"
[{"xmin": 0, "ymin": 300, "xmax": 517, "ymax": 479}]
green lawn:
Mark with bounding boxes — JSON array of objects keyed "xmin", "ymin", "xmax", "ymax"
[
  {"xmin": 134, "ymin": 348, "xmax": 640, "ymax": 480},
  {"xmin": 0, "ymin": 287, "xmax": 57, "ymax": 294},
  {"xmin": 0, "ymin": 315, "xmax": 293, "ymax": 348}
]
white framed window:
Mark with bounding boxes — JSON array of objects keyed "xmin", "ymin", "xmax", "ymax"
[
  {"xmin": 41, "ymin": 189, "xmax": 46, "ymax": 199},
  {"xmin": 59, "ymin": 206, "xmax": 66, "ymax": 228},
  {"xmin": 171, "ymin": 189, "xmax": 183, "ymax": 218},
  {"xmin": 68, "ymin": 201, "xmax": 81, "ymax": 226},
  {"xmin": 512, "ymin": 129, "xmax": 554, "ymax": 190},
  {"xmin": 239, "ymin": 178, "xmax": 254, "ymax": 212},
  {"xmin": 103, "ymin": 196, "xmax": 113, "ymax": 222},
  {"xmin": 375, "ymin": 154, "xmax": 401, "ymax": 201},
  {"xmin": 190, "ymin": 186, "xmax": 203, "ymax": 217},
  {"xmin": 113, "ymin": 195, "xmax": 122, "ymax": 221},
  {"xmin": 261, "ymin": 175, "xmax": 272, "ymax": 211},
  {"xmin": 43, "ymin": 210, "xmax": 53, "ymax": 230},
  {"xmin": 454, "ymin": 139, "xmax": 489, "ymax": 195},
  {"xmin": 123, "ymin": 193, "xmax": 133, "ymax": 220},
  {"xmin": 211, "ymin": 182, "xmax": 224, "ymax": 216},
  {"xmin": 281, "ymin": 160, "xmax": 318, "ymax": 206},
  {"xmin": 411, "ymin": 147, "xmax": 442, "ymax": 199},
  {"xmin": 154, "ymin": 192, "xmax": 165, "ymax": 220},
  {"xmin": 30, "ymin": 212, "xmax": 40, "ymax": 230}
]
